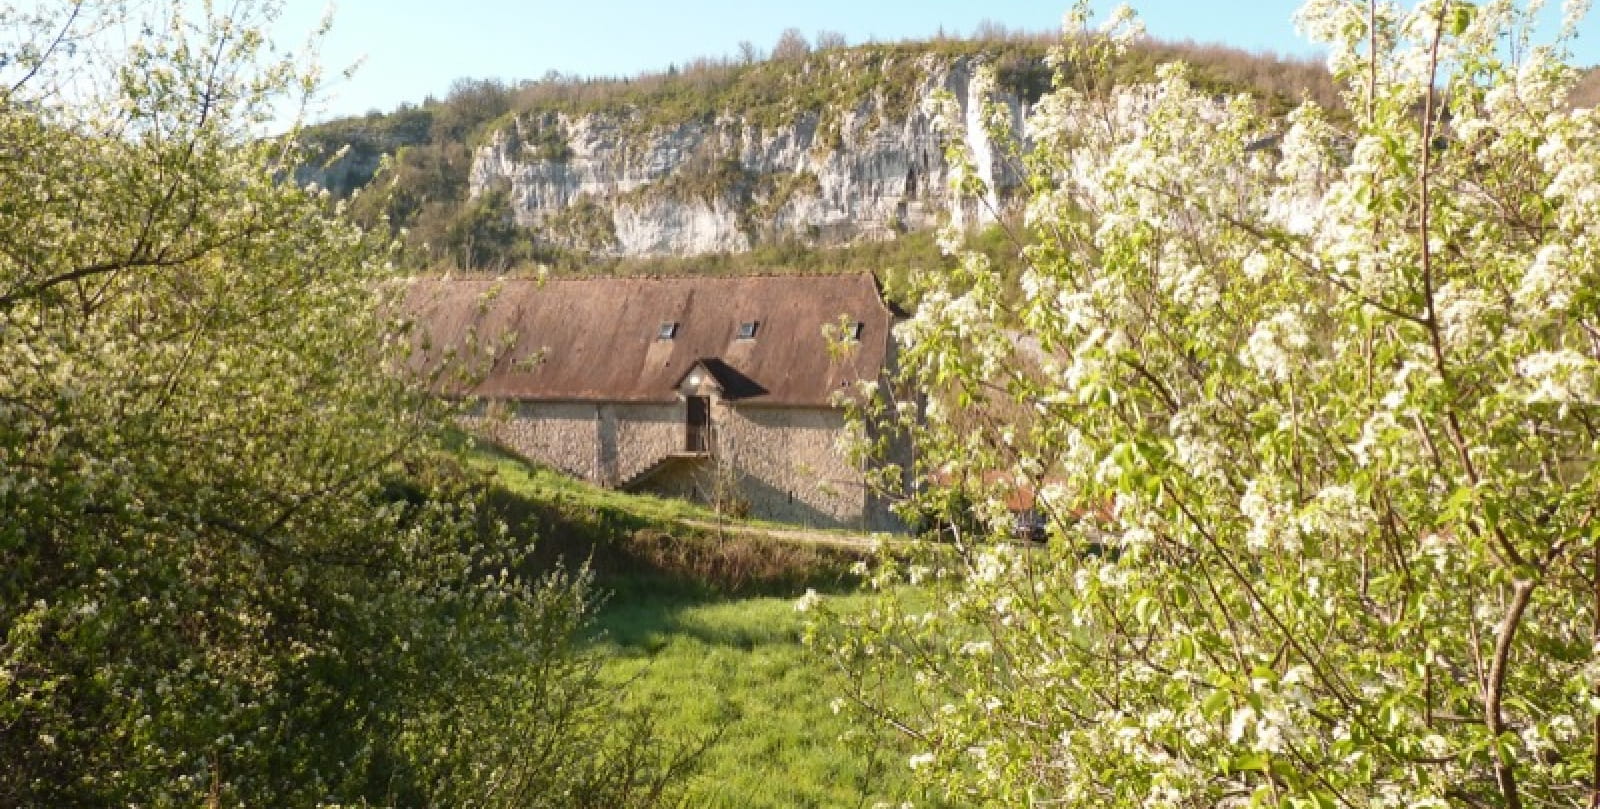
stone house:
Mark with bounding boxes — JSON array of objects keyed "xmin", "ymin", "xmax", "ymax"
[{"xmin": 403, "ymin": 273, "xmax": 901, "ymax": 530}]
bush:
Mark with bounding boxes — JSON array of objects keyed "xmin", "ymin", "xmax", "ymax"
[{"xmin": 0, "ymin": 2, "xmax": 696, "ymax": 804}]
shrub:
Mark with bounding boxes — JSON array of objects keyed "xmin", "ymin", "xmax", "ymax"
[{"xmin": 0, "ymin": 2, "xmax": 695, "ymax": 804}]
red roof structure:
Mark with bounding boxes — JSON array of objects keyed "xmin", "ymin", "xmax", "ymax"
[{"xmin": 402, "ymin": 273, "xmax": 895, "ymax": 407}]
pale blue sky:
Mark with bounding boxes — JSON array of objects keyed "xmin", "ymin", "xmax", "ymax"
[{"xmin": 272, "ymin": 1, "xmax": 1600, "ymax": 121}]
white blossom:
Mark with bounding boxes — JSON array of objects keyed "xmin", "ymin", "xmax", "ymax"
[
  {"xmin": 1515, "ymin": 243, "xmax": 1578, "ymax": 313},
  {"xmin": 1241, "ymin": 252, "xmax": 1271, "ymax": 282},
  {"xmin": 1227, "ymin": 706, "xmax": 1255, "ymax": 744},
  {"xmin": 1435, "ymin": 282, "xmax": 1493, "ymax": 350},
  {"xmin": 1517, "ymin": 349, "xmax": 1597, "ymax": 404},
  {"xmin": 794, "ymin": 589, "xmax": 822, "ymax": 613},
  {"xmin": 1240, "ymin": 311, "xmax": 1310, "ymax": 383}
]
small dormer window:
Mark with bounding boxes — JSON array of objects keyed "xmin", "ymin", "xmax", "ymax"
[
  {"xmin": 849, "ymin": 321, "xmax": 865, "ymax": 341},
  {"xmin": 736, "ymin": 320, "xmax": 759, "ymax": 340},
  {"xmin": 658, "ymin": 322, "xmax": 679, "ymax": 340}
]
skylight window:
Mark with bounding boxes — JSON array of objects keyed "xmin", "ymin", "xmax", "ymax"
[
  {"xmin": 658, "ymin": 322, "xmax": 679, "ymax": 340},
  {"xmin": 849, "ymin": 321, "xmax": 865, "ymax": 341},
  {"xmin": 736, "ymin": 320, "xmax": 759, "ymax": 340}
]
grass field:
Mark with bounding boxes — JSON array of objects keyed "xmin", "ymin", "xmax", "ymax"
[
  {"xmin": 589, "ymin": 588, "xmax": 922, "ymax": 808},
  {"xmin": 466, "ymin": 440, "xmax": 930, "ymax": 808}
]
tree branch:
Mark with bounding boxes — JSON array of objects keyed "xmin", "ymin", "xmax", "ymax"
[{"xmin": 1485, "ymin": 578, "xmax": 1534, "ymax": 809}]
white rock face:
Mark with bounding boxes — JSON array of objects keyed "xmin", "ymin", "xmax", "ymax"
[
  {"xmin": 614, "ymin": 196, "xmax": 752, "ymax": 255},
  {"xmin": 468, "ymin": 56, "xmax": 1023, "ymax": 258}
]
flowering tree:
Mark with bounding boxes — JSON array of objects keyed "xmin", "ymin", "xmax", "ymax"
[
  {"xmin": 814, "ymin": 1, "xmax": 1600, "ymax": 806},
  {"xmin": 0, "ymin": 2, "xmax": 695, "ymax": 805}
]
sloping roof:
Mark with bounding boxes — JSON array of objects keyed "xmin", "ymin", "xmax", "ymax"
[{"xmin": 402, "ymin": 273, "xmax": 894, "ymax": 407}]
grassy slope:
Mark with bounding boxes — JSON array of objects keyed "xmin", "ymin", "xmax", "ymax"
[
  {"xmin": 472, "ymin": 439, "xmax": 730, "ymax": 524},
  {"xmin": 469, "ymin": 440, "xmax": 863, "ymax": 538},
  {"xmin": 467, "ymin": 441, "xmax": 928, "ymax": 807}
]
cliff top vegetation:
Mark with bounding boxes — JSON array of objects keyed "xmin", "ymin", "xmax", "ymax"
[
  {"xmin": 305, "ymin": 28, "xmax": 1342, "ymax": 172},
  {"xmin": 298, "ymin": 30, "xmax": 1343, "ymax": 273}
]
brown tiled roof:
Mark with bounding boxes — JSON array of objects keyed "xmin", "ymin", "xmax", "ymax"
[{"xmin": 402, "ymin": 273, "xmax": 894, "ymax": 407}]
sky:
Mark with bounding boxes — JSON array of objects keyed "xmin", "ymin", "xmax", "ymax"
[{"xmin": 272, "ymin": 0, "xmax": 1600, "ymax": 122}]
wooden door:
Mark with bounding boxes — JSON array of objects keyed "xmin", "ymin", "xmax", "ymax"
[{"xmin": 686, "ymin": 396, "xmax": 710, "ymax": 452}]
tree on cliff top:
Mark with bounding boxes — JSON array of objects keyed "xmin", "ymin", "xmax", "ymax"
[{"xmin": 772, "ymin": 27, "xmax": 812, "ymax": 61}]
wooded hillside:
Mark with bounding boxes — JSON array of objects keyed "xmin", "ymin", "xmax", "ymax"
[{"xmin": 299, "ymin": 32, "xmax": 1341, "ymax": 273}]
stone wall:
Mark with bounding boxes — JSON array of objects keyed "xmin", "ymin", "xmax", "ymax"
[
  {"xmin": 609, "ymin": 403, "xmax": 688, "ymax": 484},
  {"xmin": 461, "ymin": 401, "xmax": 600, "ymax": 481},
  {"xmin": 713, "ymin": 404, "xmax": 865, "ymax": 529},
  {"xmin": 467, "ymin": 397, "xmax": 894, "ymax": 529},
  {"xmin": 466, "ymin": 401, "xmax": 687, "ymax": 486}
]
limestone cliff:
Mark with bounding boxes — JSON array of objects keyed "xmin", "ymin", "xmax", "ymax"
[
  {"xmin": 300, "ymin": 38, "xmax": 1331, "ymax": 268},
  {"xmin": 470, "ymin": 55, "xmax": 1024, "ymax": 258}
]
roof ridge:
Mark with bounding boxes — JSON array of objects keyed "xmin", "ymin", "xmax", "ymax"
[
  {"xmin": 406, "ymin": 271, "xmax": 878, "ymax": 283},
  {"xmin": 540, "ymin": 270, "xmax": 877, "ymax": 282}
]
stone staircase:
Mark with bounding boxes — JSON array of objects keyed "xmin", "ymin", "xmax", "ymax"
[{"xmin": 617, "ymin": 450, "xmax": 711, "ymax": 491}]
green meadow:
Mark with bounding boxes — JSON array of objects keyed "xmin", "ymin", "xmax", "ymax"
[
  {"xmin": 470, "ymin": 442, "xmax": 932, "ymax": 808},
  {"xmin": 589, "ymin": 590, "xmax": 911, "ymax": 808}
]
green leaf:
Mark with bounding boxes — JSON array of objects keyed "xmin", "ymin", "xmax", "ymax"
[
  {"xmin": 1202, "ymin": 689, "xmax": 1232, "ymax": 718},
  {"xmin": 1230, "ymin": 751, "xmax": 1270, "ymax": 772},
  {"xmin": 1133, "ymin": 595, "xmax": 1158, "ymax": 625}
]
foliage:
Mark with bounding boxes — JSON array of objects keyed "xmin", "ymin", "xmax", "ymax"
[
  {"xmin": 510, "ymin": 112, "xmax": 574, "ymax": 162},
  {"xmin": 771, "ymin": 27, "xmax": 813, "ymax": 62},
  {"xmin": 432, "ymin": 77, "xmax": 514, "ymax": 144},
  {"xmin": 0, "ymin": 2, "xmax": 693, "ymax": 805},
  {"xmin": 816, "ymin": 1, "xmax": 1600, "ymax": 807},
  {"xmin": 539, "ymin": 194, "xmax": 619, "ymax": 255},
  {"xmin": 297, "ymin": 105, "xmax": 435, "ymax": 196},
  {"xmin": 479, "ymin": 35, "xmax": 1333, "ymax": 138},
  {"xmin": 441, "ymin": 183, "xmax": 534, "ymax": 271},
  {"xmin": 331, "ymin": 81, "xmax": 518, "ymax": 270},
  {"xmin": 627, "ymin": 150, "xmax": 756, "ymax": 207}
]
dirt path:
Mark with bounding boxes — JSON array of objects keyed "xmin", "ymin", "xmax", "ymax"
[{"xmin": 673, "ymin": 518, "xmax": 893, "ymax": 552}]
